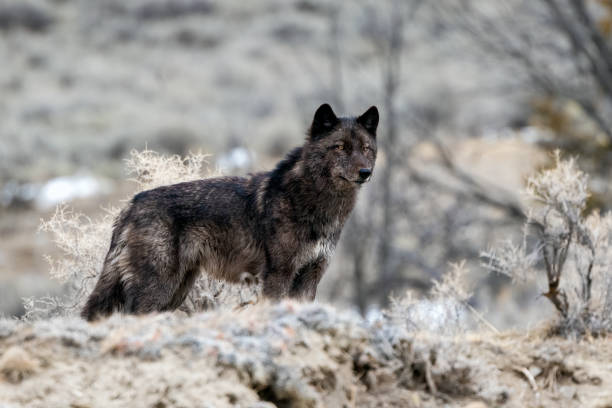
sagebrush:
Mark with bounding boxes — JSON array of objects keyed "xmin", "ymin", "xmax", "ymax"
[{"xmin": 483, "ymin": 151, "xmax": 612, "ymax": 336}]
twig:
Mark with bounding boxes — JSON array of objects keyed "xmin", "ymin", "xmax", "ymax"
[
  {"xmin": 513, "ymin": 366, "xmax": 539, "ymax": 393},
  {"xmin": 543, "ymin": 0, "xmax": 612, "ymax": 107},
  {"xmin": 424, "ymin": 360, "xmax": 452, "ymax": 402},
  {"xmin": 424, "ymin": 359, "xmax": 437, "ymax": 394},
  {"xmin": 464, "ymin": 303, "xmax": 500, "ymax": 335}
]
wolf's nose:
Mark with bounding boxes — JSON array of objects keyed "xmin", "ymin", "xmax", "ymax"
[{"xmin": 358, "ymin": 168, "xmax": 372, "ymax": 180}]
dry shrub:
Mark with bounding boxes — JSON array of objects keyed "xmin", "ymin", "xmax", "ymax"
[
  {"xmin": 124, "ymin": 149, "xmax": 212, "ymax": 191},
  {"xmin": 31, "ymin": 206, "xmax": 115, "ymax": 319},
  {"xmin": 32, "ymin": 149, "xmax": 259, "ymax": 320},
  {"xmin": 483, "ymin": 151, "xmax": 612, "ymax": 336},
  {"xmin": 386, "ymin": 262, "xmax": 482, "ymax": 335},
  {"xmin": 377, "ymin": 265, "xmax": 509, "ymax": 403}
]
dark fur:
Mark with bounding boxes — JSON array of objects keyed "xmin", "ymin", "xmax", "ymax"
[{"xmin": 82, "ymin": 104, "xmax": 378, "ymax": 321}]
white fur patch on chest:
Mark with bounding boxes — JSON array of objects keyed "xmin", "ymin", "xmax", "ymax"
[
  {"xmin": 294, "ymin": 237, "xmax": 336, "ymax": 268},
  {"xmin": 294, "ymin": 220, "xmax": 340, "ymax": 268},
  {"xmin": 312, "ymin": 237, "xmax": 336, "ymax": 260}
]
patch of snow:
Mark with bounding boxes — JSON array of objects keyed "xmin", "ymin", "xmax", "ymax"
[
  {"xmin": 405, "ymin": 298, "xmax": 468, "ymax": 334},
  {"xmin": 217, "ymin": 147, "xmax": 253, "ymax": 173},
  {"xmin": 35, "ymin": 174, "xmax": 112, "ymax": 210}
]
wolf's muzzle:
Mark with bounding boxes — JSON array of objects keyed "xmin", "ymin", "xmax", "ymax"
[{"xmin": 358, "ymin": 168, "xmax": 372, "ymax": 182}]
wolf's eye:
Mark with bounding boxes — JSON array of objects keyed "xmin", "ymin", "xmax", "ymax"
[
  {"xmin": 363, "ymin": 144, "xmax": 370, "ymax": 151},
  {"xmin": 335, "ymin": 144, "xmax": 344, "ymax": 151}
]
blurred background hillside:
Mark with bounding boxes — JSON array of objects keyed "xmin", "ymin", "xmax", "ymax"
[{"xmin": 2, "ymin": 0, "xmax": 612, "ymax": 327}]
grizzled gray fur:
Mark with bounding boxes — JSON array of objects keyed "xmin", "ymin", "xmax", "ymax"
[{"xmin": 82, "ymin": 104, "xmax": 378, "ymax": 321}]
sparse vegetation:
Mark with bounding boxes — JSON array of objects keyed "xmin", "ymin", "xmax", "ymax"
[
  {"xmin": 483, "ymin": 151, "xmax": 612, "ymax": 336},
  {"xmin": 387, "ymin": 261, "xmax": 473, "ymax": 335}
]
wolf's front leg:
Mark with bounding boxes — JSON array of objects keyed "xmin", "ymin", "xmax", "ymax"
[
  {"xmin": 262, "ymin": 251, "xmax": 297, "ymax": 299},
  {"xmin": 289, "ymin": 256, "xmax": 328, "ymax": 301},
  {"xmin": 262, "ymin": 266, "xmax": 294, "ymax": 299}
]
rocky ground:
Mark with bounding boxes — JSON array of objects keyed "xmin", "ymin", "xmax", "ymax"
[{"xmin": 0, "ymin": 301, "xmax": 610, "ymax": 407}]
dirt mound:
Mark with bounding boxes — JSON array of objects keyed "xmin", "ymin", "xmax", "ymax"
[{"xmin": 0, "ymin": 302, "xmax": 610, "ymax": 407}]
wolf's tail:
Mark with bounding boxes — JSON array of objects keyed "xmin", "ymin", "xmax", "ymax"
[
  {"xmin": 81, "ymin": 267, "xmax": 124, "ymax": 321},
  {"xmin": 81, "ymin": 208, "xmax": 131, "ymax": 322}
]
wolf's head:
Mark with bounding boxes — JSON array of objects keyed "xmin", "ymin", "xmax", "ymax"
[{"xmin": 304, "ymin": 103, "xmax": 378, "ymax": 190}]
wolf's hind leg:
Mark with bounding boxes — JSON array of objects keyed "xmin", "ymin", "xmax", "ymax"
[
  {"xmin": 164, "ymin": 234, "xmax": 205, "ymax": 310},
  {"xmin": 121, "ymin": 229, "xmax": 185, "ymax": 314},
  {"xmin": 166, "ymin": 266, "xmax": 201, "ymax": 310},
  {"xmin": 122, "ymin": 260, "xmax": 182, "ymax": 314},
  {"xmin": 123, "ymin": 229, "xmax": 203, "ymax": 314}
]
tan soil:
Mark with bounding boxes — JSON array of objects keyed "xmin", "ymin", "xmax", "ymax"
[{"xmin": 0, "ymin": 302, "xmax": 610, "ymax": 408}]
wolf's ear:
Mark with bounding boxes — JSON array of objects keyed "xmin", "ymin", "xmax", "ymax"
[
  {"xmin": 310, "ymin": 103, "xmax": 339, "ymax": 139},
  {"xmin": 357, "ymin": 106, "xmax": 379, "ymax": 136}
]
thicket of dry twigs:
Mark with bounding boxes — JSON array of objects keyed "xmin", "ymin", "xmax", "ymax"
[{"xmin": 483, "ymin": 151, "xmax": 612, "ymax": 336}]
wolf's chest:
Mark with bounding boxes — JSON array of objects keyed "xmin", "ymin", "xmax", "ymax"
[
  {"xmin": 294, "ymin": 222, "xmax": 340, "ymax": 267},
  {"xmin": 311, "ymin": 236, "xmax": 336, "ymax": 260},
  {"xmin": 294, "ymin": 237, "xmax": 336, "ymax": 268}
]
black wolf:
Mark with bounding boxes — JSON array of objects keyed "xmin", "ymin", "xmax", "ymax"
[{"xmin": 82, "ymin": 103, "xmax": 378, "ymax": 321}]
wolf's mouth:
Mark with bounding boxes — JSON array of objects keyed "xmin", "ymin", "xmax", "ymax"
[{"xmin": 340, "ymin": 176, "xmax": 368, "ymax": 185}]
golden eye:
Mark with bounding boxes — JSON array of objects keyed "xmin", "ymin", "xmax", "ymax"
[{"xmin": 335, "ymin": 144, "xmax": 344, "ymax": 151}]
